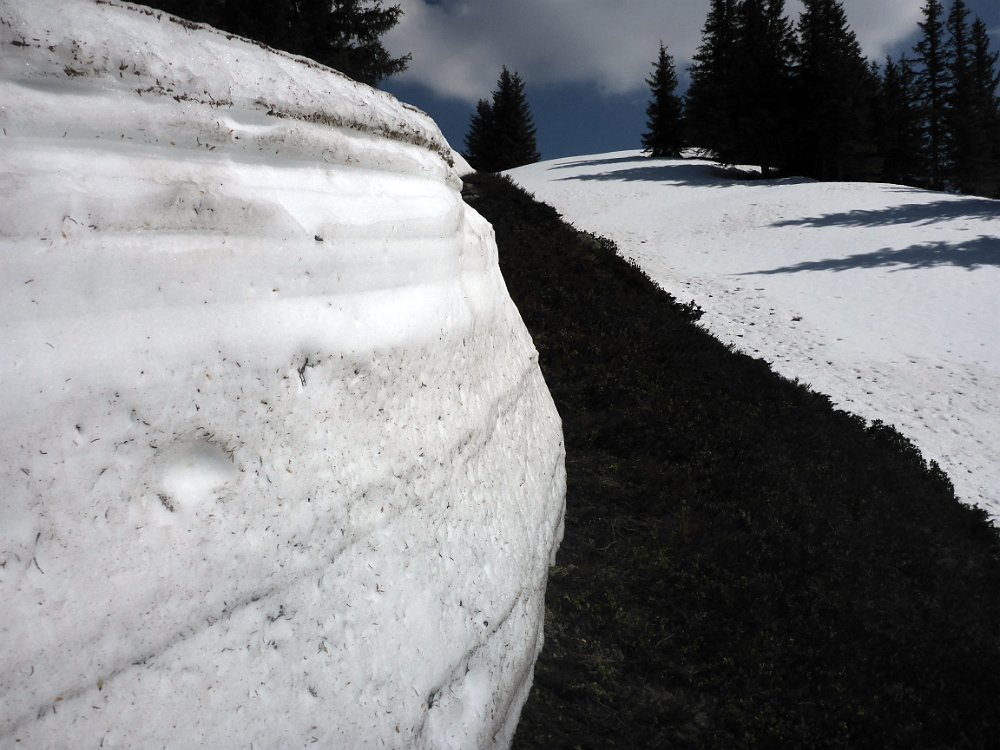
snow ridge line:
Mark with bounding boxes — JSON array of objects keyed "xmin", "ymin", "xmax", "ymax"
[
  {"xmin": 1, "ymin": 355, "xmax": 558, "ymax": 741},
  {"xmin": 1, "ymin": 0, "xmax": 453, "ymax": 167},
  {"xmin": 254, "ymin": 99, "xmax": 454, "ymax": 167}
]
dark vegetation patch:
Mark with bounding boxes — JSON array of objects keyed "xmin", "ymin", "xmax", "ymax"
[{"xmin": 461, "ymin": 173, "xmax": 1000, "ymax": 750}]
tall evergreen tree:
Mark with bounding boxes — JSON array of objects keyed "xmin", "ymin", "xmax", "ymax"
[
  {"xmin": 489, "ymin": 68, "xmax": 541, "ymax": 171},
  {"xmin": 317, "ymin": 0, "xmax": 410, "ymax": 85},
  {"xmin": 942, "ymin": 2, "xmax": 1000, "ymax": 197},
  {"xmin": 966, "ymin": 18, "xmax": 1000, "ymax": 196},
  {"xmin": 791, "ymin": 0, "xmax": 879, "ymax": 180},
  {"xmin": 686, "ymin": 0, "xmax": 738, "ymax": 154},
  {"xmin": 970, "ymin": 18, "xmax": 1000, "ymax": 110},
  {"xmin": 463, "ymin": 68, "xmax": 540, "ymax": 173},
  {"xmin": 147, "ymin": 0, "xmax": 409, "ymax": 86},
  {"xmin": 642, "ymin": 43, "xmax": 685, "ymax": 157},
  {"xmin": 970, "ymin": 18, "xmax": 1000, "ymax": 108},
  {"xmin": 463, "ymin": 100, "xmax": 496, "ymax": 173},
  {"xmin": 944, "ymin": 0, "xmax": 977, "ymax": 192},
  {"xmin": 877, "ymin": 55, "xmax": 925, "ymax": 185},
  {"xmin": 913, "ymin": 0, "xmax": 948, "ymax": 189},
  {"xmin": 726, "ymin": 0, "xmax": 796, "ymax": 175}
]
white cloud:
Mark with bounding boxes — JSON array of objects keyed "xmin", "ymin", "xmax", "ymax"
[
  {"xmin": 385, "ymin": 0, "xmax": 701, "ymax": 101},
  {"xmin": 385, "ymin": 0, "xmax": 929, "ymax": 103},
  {"xmin": 833, "ymin": 0, "xmax": 924, "ymax": 60}
]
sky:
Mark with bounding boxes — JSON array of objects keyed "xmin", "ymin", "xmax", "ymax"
[{"xmin": 382, "ymin": 0, "xmax": 1000, "ymax": 160}]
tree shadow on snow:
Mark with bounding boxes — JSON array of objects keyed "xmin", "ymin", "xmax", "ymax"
[
  {"xmin": 550, "ymin": 156, "xmax": 812, "ymax": 189},
  {"xmin": 744, "ymin": 234, "xmax": 1000, "ymax": 274},
  {"xmin": 548, "ymin": 155, "xmax": 652, "ymax": 171},
  {"xmin": 772, "ymin": 197, "xmax": 1000, "ymax": 229}
]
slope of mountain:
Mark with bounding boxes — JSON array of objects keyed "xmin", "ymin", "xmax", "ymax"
[
  {"xmin": 462, "ymin": 171, "xmax": 1000, "ymax": 750},
  {"xmin": 510, "ymin": 151, "xmax": 1000, "ymax": 519}
]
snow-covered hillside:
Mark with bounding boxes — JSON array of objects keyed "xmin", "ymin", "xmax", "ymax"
[
  {"xmin": 0, "ymin": 1, "xmax": 565, "ymax": 747},
  {"xmin": 510, "ymin": 151, "xmax": 999, "ymax": 519}
]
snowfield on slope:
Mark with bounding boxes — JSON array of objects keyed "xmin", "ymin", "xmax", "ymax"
[
  {"xmin": 510, "ymin": 151, "xmax": 1000, "ymax": 519},
  {"xmin": 0, "ymin": 1, "xmax": 564, "ymax": 747}
]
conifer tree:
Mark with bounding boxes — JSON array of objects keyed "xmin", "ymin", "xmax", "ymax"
[
  {"xmin": 463, "ymin": 68, "xmax": 540, "ymax": 173},
  {"xmin": 913, "ymin": 0, "xmax": 948, "ymax": 189},
  {"xmin": 877, "ymin": 55, "xmax": 925, "ymax": 185},
  {"xmin": 944, "ymin": 0, "xmax": 976, "ymax": 191},
  {"xmin": 970, "ymin": 18, "xmax": 1000, "ymax": 110},
  {"xmin": 791, "ymin": 0, "xmax": 879, "ymax": 180},
  {"xmin": 463, "ymin": 100, "xmax": 496, "ymax": 173},
  {"xmin": 638, "ymin": 0, "xmax": 1000, "ymax": 196},
  {"xmin": 642, "ymin": 43, "xmax": 685, "ymax": 157},
  {"xmin": 727, "ymin": 0, "xmax": 796, "ymax": 175},
  {"xmin": 966, "ymin": 18, "xmax": 1000, "ymax": 196},
  {"xmin": 318, "ymin": 0, "xmax": 411, "ymax": 85},
  {"xmin": 970, "ymin": 18, "xmax": 1000, "ymax": 111},
  {"xmin": 686, "ymin": 0, "xmax": 738, "ymax": 153},
  {"xmin": 489, "ymin": 67, "xmax": 541, "ymax": 171},
  {"xmin": 942, "ymin": 1, "xmax": 1000, "ymax": 196}
]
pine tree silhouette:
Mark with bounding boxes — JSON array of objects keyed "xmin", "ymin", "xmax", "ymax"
[
  {"xmin": 877, "ymin": 55, "xmax": 925, "ymax": 185},
  {"xmin": 464, "ymin": 100, "xmax": 496, "ymax": 173},
  {"xmin": 791, "ymin": 0, "xmax": 879, "ymax": 180},
  {"xmin": 686, "ymin": 0, "xmax": 738, "ymax": 155},
  {"xmin": 642, "ymin": 43, "xmax": 685, "ymax": 157},
  {"xmin": 966, "ymin": 18, "xmax": 1000, "ymax": 196},
  {"xmin": 914, "ymin": 0, "xmax": 948, "ymax": 189},
  {"xmin": 684, "ymin": 0, "xmax": 1000, "ymax": 197},
  {"xmin": 727, "ymin": 0, "xmax": 796, "ymax": 175},
  {"xmin": 463, "ymin": 68, "xmax": 540, "ymax": 172}
]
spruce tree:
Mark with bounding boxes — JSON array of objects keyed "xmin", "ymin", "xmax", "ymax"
[
  {"xmin": 463, "ymin": 68, "xmax": 540, "ymax": 173},
  {"xmin": 791, "ymin": 0, "xmax": 879, "ymax": 180},
  {"xmin": 877, "ymin": 55, "xmax": 925, "ymax": 185},
  {"xmin": 913, "ymin": 0, "xmax": 948, "ymax": 189},
  {"xmin": 642, "ymin": 43, "xmax": 685, "ymax": 157},
  {"xmin": 490, "ymin": 68, "xmax": 541, "ymax": 171},
  {"xmin": 463, "ymin": 100, "xmax": 496, "ymax": 173},
  {"xmin": 967, "ymin": 18, "xmax": 1000, "ymax": 196},
  {"xmin": 686, "ymin": 0, "xmax": 738, "ymax": 154},
  {"xmin": 970, "ymin": 18, "xmax": 1000, "ymax": 111},
  {"xmin": 944, "ymin": 0, "xmax": 976, "ymax": 192},
  {"xmin": 146, "ymin": 0, "xmax": 409, "ymax": 86},
  {"xmin": 727, "ymin": 0, "xmax": 796, "ymax": 175},
  {"xmin": 317, "ymin": 0, "xmax": 410, "ymax": 86}
]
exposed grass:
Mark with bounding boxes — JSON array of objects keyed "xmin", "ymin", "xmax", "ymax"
[{"xmin": 461, "ymin": 173, "xmax": 1000, "ymax": 750}]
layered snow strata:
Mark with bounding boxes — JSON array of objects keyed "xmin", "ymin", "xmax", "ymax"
[{"xmin": 0, "ymin": 1, "xmax": 566, "ymax": 747}]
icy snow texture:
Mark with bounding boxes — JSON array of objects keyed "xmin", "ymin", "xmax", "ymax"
[
  {"xmin": 511, "ymin": 151, "xmax": 1000, "ymax": 519},
  {"xmin": 0, "ymin": 1, "xmax": 565, "ymax": 747}
]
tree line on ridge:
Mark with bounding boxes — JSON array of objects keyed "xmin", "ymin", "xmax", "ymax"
[
  {"xmin": 466, "ymin": 0, "xmax": 1000, "ymax": 199},
  {"xmin": 141, "ymin": 1, "xmax": 998, "ymax": 198}
]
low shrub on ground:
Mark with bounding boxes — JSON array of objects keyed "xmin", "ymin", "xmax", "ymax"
[{"xmin": 461, "ymin": 173, "xmax": 1000, "ymax": 749}]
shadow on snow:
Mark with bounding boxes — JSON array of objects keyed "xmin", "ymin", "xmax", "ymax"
[
  {"xmin": 772, "ymin": 197, "xmax": 1000, "ymax": 229},
  {"xmin": 544, "ymin": 155, "xmax": 1000, "ymax": 273},
  {"xmin": 550, "ymin": 157, "xmax": 812, "ymax": 188},
  {"xmin": 547, "ymin": 155, "xmax": 653, "ymax": 171},
  {"xmin": 745, "ymin": 235, "xmax": 1000, "ymax": 274}
]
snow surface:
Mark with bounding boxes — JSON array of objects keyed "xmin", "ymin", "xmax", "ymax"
[
  {"xmin": 0, "ymin": 1, "xmax": 565, "ymax": 747},
  {"xmin": 510, "ymin": 151, "xmax": 1000, "ymax": 519}
]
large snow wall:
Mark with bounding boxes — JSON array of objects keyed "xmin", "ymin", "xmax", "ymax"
[{"xmin": 0, "ymin": 1, "xmax": 566, "ymax": 747}]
